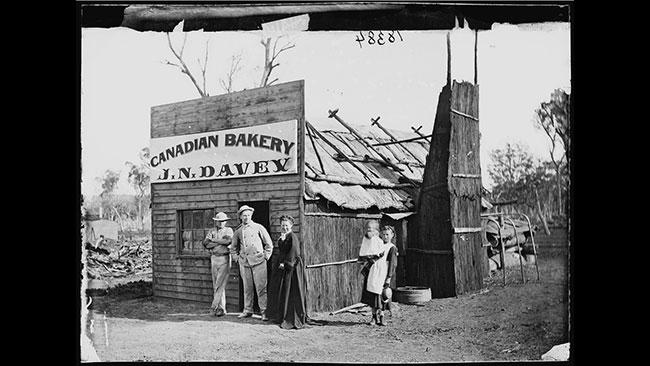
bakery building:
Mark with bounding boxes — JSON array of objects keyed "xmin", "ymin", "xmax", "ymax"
[{"xmin": 150, "ymin": 79, "xmax": 488, "ymax": 313}]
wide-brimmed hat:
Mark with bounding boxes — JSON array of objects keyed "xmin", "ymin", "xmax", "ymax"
[
  {"xmin": 212, "ymin": 212, "xmax": 230, "ymax": 221},
  {"xmin": 237, "ymin": 205, "xmax": 255, "ymax": 216}
]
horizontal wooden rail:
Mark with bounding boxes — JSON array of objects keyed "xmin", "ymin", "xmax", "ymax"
[
  {"xmin": 453, "ymin": 227, "xmax": 483, "ymax": 234},
  {"xmin": 451, "ymin": 173, "xmax": 481, "ymax": 179},
  {"xmin": 304, "ymin": 212, "xmax": 383, "ymax": 219},
  {"xmin": 306, "ymin": 258, "xmax": 358, "ymax": 269},
  {"xmin": 451, "ymin": 108, "xmax": 479, "ymax": 121}
]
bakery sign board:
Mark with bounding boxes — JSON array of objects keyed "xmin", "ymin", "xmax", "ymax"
[{"xmin": 149, "ymin": 119, "xmax": 298, "ymax": 183}]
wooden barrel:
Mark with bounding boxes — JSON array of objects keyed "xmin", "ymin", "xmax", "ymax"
[{"xmin": 393, "ymin": 286, "xmax": 431, "ymax": 304}]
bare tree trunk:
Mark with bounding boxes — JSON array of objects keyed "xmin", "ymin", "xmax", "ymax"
[
  {"xmin": 259, "ymin": 36, "xmax": 295, "ymax": 87},
  {"xmin": 112, "ymin": 206, "xmax": 124, "ymax": 232},
  {"xmin": 556, "ymin": 172, "xmax": 562, "ymax": 218},
  {"xmin": 164, "ymin": 33, "xmax": 208, "ymax": 98},
  {"xmin": 138, "ymin": 199, "xmax": 143, "ymax": 231},
  {"xmin": 534, "ymin": 188, "xmax": 551, "ymax": 235},
  {"xmin": 260, "ymin": 38, "xmax": 272, "ymax": 87}
]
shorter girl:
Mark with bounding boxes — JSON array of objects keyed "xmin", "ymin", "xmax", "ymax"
[
  {"xmin": 358, "ymin": 220, "xmax": 386, "ymax": 325},
  {"xmin": 378, "ymin": 225, "xmax": 399, "ymax": 324}
]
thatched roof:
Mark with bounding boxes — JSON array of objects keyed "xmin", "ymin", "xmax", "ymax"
[
  {"xmin": 304, "ymin": 123, "xmax": 493, "ymax": 213},
  {"xmin": 304, "ymin": 123, "xmax": 428, "ymax": 212}
]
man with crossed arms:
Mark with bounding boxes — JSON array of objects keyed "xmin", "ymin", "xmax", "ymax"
[
  {"xmin": 203, "ymin": 211, "xmax": 233, "ymax": 317},
  {"xmin": 230, "ymin": 205, "xmax": 274, "ymax": 320}
]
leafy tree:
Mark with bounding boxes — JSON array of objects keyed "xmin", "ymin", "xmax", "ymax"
[
  {"xmin": 94, "ymin": 169, "xmax": 125, "ymax": 229},
  {"xmin": 487, "ymin": 143, "xmax": 560, "ymax": 230},
  {"xmin": 488, "ymin": 143, "xmax": 536, "ymax": 201},
  {"xmin": 97, "ymin": 169, "xmax": 120, "ymax": 199},
  {"xmin": 125, "ymin": 147, "xmax": 151, "ymax": 229},
  {"xmin": 534, "ymin": 89, "xmax": 570, "ymax": 218}
]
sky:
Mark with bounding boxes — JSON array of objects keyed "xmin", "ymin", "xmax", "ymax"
[{"xmin": 81, "ymin": 21, "xmax": 570, "ymax": 198}]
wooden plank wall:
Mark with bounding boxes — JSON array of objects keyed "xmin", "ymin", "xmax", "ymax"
[
  {"xmin": 448, "ymin": 81, "xmax": 486, "ymax": 294},
  {"xmin": 408, "ymin": 84, "xmax": 457, "ymax": 298},
  {"xmin": 150, "ymin": 81, "xmax": 305, "ymax": 310}
]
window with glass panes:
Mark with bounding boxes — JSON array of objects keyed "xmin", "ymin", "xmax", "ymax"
[{"xmin": 178, "ymin": 209, "xmax": 215, "ymax": 255}]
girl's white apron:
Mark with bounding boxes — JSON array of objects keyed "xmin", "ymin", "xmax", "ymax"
[{"xmin": 366, "ymin": 242, "xmax": 396, "ymax": 295}]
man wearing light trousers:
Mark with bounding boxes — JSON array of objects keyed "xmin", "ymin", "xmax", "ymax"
[
  {"xmin": 230, "ymin": 205, "xmax": 273, "ymax": 320},
  {"xmin": 203, "ymin": 211, "xmax": 233, "ymax": 317}
]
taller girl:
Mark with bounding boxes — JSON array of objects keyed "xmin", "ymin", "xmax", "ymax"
[{"xmin": 358, "ymin": 220, "xmax": 397, "ymax": 326}]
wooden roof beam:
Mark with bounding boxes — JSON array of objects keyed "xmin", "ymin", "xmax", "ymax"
[
  {"xmin": 305, "ymin": 121, "xmax": 375, "ymax": 184},
  {"xmin": 328, "ymin": 108, "xmax": 419, "ymax": 187}
]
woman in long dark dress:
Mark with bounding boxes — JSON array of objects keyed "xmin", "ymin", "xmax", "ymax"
[
  {"xmin": 276, "ymin": 215, "xmax": 308, "ymax": 329},
  {"xmin": 266, "ymin": 231, "xmax": 282, "ymax": 323}
]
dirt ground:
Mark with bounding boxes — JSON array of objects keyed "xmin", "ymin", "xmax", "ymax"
[{"xmin": 84, "ymin": 249, "xmax": 569, "ymax": 362}]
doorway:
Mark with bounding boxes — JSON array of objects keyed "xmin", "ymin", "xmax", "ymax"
[
  {"xmin": 237, "ymin": 200, "xmax": 271, "ymax": 233},
  {"xmin": 236, "ymin": 200, "xmax": 271, "ymax": 313}
]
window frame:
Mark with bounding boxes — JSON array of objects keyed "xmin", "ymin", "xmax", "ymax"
[{"xmin": 176, "ymin": 208, "xmax": 214, "ymax": 258}]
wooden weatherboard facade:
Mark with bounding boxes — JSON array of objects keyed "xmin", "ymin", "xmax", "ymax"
[
  {"xmin": 408, "ymin": 80, "xmax": 487, "ymax": 298},
  {"xmin": 150, "ymin": 81, "xmax": 305, "ymax": 311}
]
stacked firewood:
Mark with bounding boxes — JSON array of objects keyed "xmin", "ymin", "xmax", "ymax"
[{"xmin": 85, "ymin": 239, "xmax": 152, "ymax": 279}]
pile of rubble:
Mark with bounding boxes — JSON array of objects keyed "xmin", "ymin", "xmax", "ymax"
[{"xmin": 85, "ymin": 238, "xmax": 152, "ymax": 280}]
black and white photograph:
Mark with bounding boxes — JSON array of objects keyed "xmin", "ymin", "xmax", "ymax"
[{"xmin": 79, "ymin": 2, "xmax": 573, "ymax": 363}]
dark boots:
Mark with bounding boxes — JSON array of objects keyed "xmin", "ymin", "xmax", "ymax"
[
  {"xmin": 368, "ymin": 309, "xmax": 386, "ymax": 326},
  {"xmin": 368, "ymin": 311, "xmax": 377, "ymax": 325},
  {"xmin": 376, "ymin": 310, "xmax": 385, "ymax": 326}
]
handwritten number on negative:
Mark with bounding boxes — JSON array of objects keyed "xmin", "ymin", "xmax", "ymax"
[
  {"xmin": 356, "ymin": 31, "xmax": 365, "ymax": 49},
  {"xmin": 356, "ymin": 31, "xmax": 403, "ymax": 48},
  {"xmin": 377, "ymin": 31, "xmax": 385, "ymax": 45}
]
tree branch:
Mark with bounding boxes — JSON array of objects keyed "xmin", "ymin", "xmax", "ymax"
[
  {"xmin": 165, "ymin": 32, "xmax": 207, "ymax": 98},
  {"xmin": 272, "ymin": 43, "xmax": 295, "ymax": 63},
  {"xmin": 219, "ymin": 53, "xmax": 243, "ymax": 93},
  {"xmin": 180, "ymin": 33, "xmax": 187, "ymax": 58},
  {"xmin": 162, "ymin": 60, "xmax": 181, "ymax": 68},
  {"xmin": 272, "ymin": 37, "xmax": 280, "ymax": 59},
  {"xmin": 260, "ymin": 35, "xmax": 295, "ymax": 87},
  {"xmin": 197, "ymin": 39, "xmax": 209, "ymax": 95}
]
